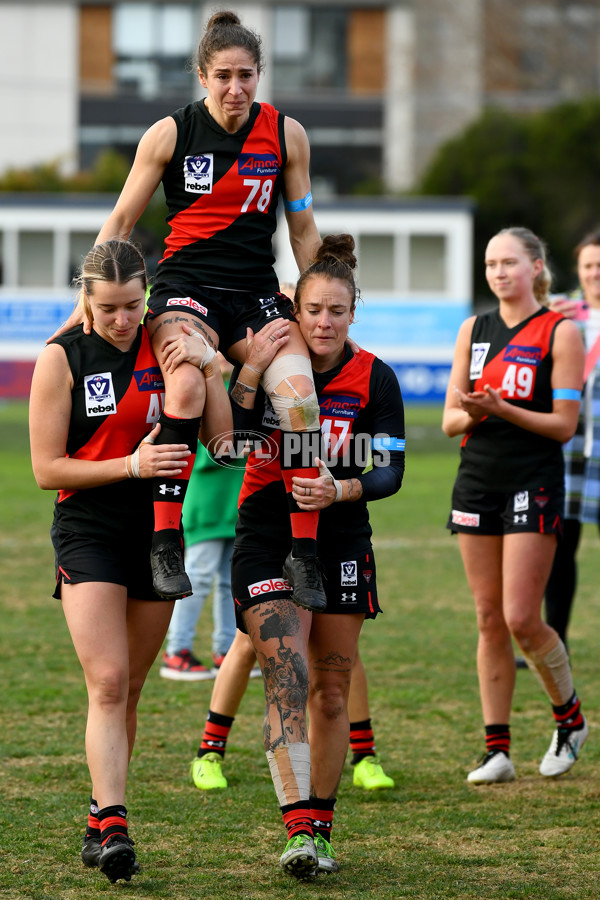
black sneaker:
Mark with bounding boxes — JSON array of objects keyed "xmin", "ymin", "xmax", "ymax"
[
  {"xmin": 151, "ymin": 541, "xmax": 192, "ymax": 600},
  {"xmin": 81, "ymin": 836, "xmax": 102, "ymax": 868},
  {"xmin": 283, "ymin": 553, "xmax": 327, "ymax": 612},
  {"xmin": 98, "ymin": 834, "xmax": 138, "ymax": 883}
]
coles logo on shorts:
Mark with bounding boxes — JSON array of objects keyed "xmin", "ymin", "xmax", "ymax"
[
  {"xmin": 184, "ymin": 154, "xmax": 213, "ymax": 193},
  {"xmin": 451, "ymin": 509, "xmax": 480, "ymax": 528},
  {"xmin": 248, "ymin": 577, "xmax": 292, "ymax": 597},
  {"xmin": 166, "ymin": 297, "xmax": 208, "ymax": 316}
]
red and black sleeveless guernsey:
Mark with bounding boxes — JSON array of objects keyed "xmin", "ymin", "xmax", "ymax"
[
  {"xmin": 50, "ymin": 325, "xmax": 165, "ymax": 541},
  {"xmin": 234, "ymin": 346, "xmax": 405, "ymax": 558},
  {"xmin": 152, "ymin": 100, "xmax": 286, "ymax": 293},
  {"xmin": 455, "ymin": 307, "xmax": 565, "ymax": 493}
]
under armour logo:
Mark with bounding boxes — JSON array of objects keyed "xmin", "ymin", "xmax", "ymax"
[
  {"xmin": 341, "ymin": 592, "xmax": 357, "ymax": 602},
  {"xmin": 264, "ymin": 307, "xmax": 280, "ymax": 318},
  {"xmin": 513, "ymin": 514, "xmax": 527, "ymax": 524},
  {"xmin": 159, "ymin": 484, "xmax": 181, "ymax": 495}
]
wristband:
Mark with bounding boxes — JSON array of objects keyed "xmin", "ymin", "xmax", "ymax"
[{"xmin": 125, "ymin": 456, "xmax": 133, "ymax": 479}]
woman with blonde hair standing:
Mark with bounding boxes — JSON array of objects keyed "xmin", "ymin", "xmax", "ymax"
[{"xmin": 443, "ymin": 227, "xmax": 587, "ymax": 784}]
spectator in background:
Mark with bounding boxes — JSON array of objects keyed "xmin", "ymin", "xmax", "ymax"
[
  {"xmin": 545, "ymin": 230, "xmax": 600, "ymax": 649},
  {"xmin": 160, "ymin": 353, "xmax": 245, "ymax": 681}
]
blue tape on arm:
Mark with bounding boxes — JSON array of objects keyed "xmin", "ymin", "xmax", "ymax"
[
  {"xmin": 283, "ymin": 192, "xmax": 312, "ymax": 212},
  {"xmin": 372, "ymin": 437, "xmax": 406, "ymax": 452},
  {"xmin": 553, "ymin": 388, "xmax": 581, "ymax": 401}
]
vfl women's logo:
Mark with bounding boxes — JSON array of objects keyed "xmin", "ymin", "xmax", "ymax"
[
  {"xmin": 84, "ymin": 372, "xmax": 116, "ymax": 416},
  {"xmin": 184, "ymin": 154, "xmax": 213, "ymax": 194},
  {"xmin": 470, "ymin": 343, "xmax": 490, "ymax": 379},
  {"xmin": 341, "ymin": 560, "xmax": 358, "ymax": 586}
]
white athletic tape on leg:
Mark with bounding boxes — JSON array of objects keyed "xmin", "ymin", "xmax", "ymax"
[
  {"xmin": 522, "ymin": 634, "xmax": 574, "ymax": 705},
  {"xmin": 266, "ymin": 742, "xmax": 311, "ymax": 807},
  {"xmin": 261, "ymin": 355, "xmax": 320, "ymax": 432}
]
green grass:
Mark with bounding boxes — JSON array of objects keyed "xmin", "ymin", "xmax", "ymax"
[{"xmin": 2, "ymin": 400, "xmax": 600, "ymax": 899}]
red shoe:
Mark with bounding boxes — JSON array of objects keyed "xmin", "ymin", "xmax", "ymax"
[{"xmin": 160, "ymin": 650, "xmax": 215, "ymax": 682}]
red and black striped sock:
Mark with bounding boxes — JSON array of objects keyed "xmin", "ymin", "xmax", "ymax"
[
  {"xmin": 85, "ymin": 796, "xmax": 101, "ymax": 842},
  {"xmin": 197, "ymin": 710, "xmax": 234, "ymax": 759},
  {"xmin": 310, "ymin": 797, "xmax": 336, "ymax": 842},
  {"xmin": 350, "ymin": 718, "xmax": 376, "ymax": 765},
  {"xmin": 281, "ymin": 800, "xmax": 313, "ymax": 840},
  {"xmin": 152, "ymin": 411, "xmax": 201, "ymax": 545},
  {"xmin": 280, "ymin": 430, "xmax": 321, "ymax": 558},
  {"xmin": 98, "ymin": 804, "xmax": 128, "ymax": 847},
  {"xmin": 485, "ymin": 724, "xmax": 511, "ymax": 756},
  {"xmin": 552, "ymin": 692, "xmax": 584, "ymax": 729}
]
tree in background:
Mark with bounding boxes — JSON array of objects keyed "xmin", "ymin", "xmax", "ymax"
[
  {"xmin": 0, "ymin": 150, "xmax": 168, "ymax": 275},
  {"xmin": 416, "ymin": 99, "xmax": 600, "ymax": 302}
]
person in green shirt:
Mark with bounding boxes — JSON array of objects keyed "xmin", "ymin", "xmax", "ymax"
[{"xmin": 160, "ymin": 355, "xmax": 245, "ymax": 680}]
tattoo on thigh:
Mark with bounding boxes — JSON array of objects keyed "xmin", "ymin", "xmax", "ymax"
[{"xmin": 312, "ymin": 651, "xmax": 352, "ymax": 674}]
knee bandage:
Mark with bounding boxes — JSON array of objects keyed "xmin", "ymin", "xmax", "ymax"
[
  {"xmin": 522, "ymin": 633, "xmax": 574, "ymax": 706},
  {"xmin": 261, "ymin": 355, "xmax": 320, "ymax": 432},
  {"xmin": 266, "ymin": 742, "xmax": 311, "ymax": 806}
]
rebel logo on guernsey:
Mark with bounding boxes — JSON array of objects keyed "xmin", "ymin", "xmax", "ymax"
[
  {"xmin": 134, "ymin": 367, "xmax": 165, "ymax": 392},
  {"xmin": 184, "ymin": 154, "xmax": 213, "ymax": 194},
  {"xmin": 84, "ymin": 372, "xmax": 116, "ymax": 416},
  {"xmin": 504, "ymin": 345, "xmax": 542, "ymax": 366},
  {"xmin": 238, "ymin": 154, "xmax": 280, "ymax": 176}
]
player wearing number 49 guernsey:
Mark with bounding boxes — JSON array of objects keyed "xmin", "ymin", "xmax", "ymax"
[
  {"xmin": 457, "ymin": 305, "xmax": 566, "ymax": 493},
  {"xmin": 444, "ymin": 227, "xmax": 587, "ymax": 789}
]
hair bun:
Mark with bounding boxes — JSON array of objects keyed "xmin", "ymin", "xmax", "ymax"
[
  {"xmin": 314, "ymin": 234, "xmax": 357, "ymax": 270},
  {"xmin": 207, "ymin": 10, "xmax": 241, "ymax": 29}
]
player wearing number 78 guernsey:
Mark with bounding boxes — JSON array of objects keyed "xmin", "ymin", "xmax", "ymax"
[{"xmin": 51, "ymin": 11, "xmax": 325, "ymax": 608}]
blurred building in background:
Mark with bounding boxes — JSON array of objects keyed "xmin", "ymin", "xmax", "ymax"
[
  {"xmin": 3, "ymin": 1, "xmax": 600, "ymax": 195},
  {"xmin": 1, "ymin": 0, "xmax": 599, "ymax": 400}
]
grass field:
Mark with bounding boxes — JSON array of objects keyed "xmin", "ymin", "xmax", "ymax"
[{"xmin": 2, "ymin": 400, "xmax": 600, "ymax": 900}]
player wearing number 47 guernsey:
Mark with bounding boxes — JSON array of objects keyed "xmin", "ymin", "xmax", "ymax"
[
  {"xmin": 224, "ymin": 235, "xmax": 405, "ymax": 878},
  {"xmin": 443, "ymin": 227, "xmax": 587, "ymax": 788}
]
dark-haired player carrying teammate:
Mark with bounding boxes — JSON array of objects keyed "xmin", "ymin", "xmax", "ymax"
[{"xmin": 228, "ymin": 234, "xmax": 405, "ymax": 877}]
